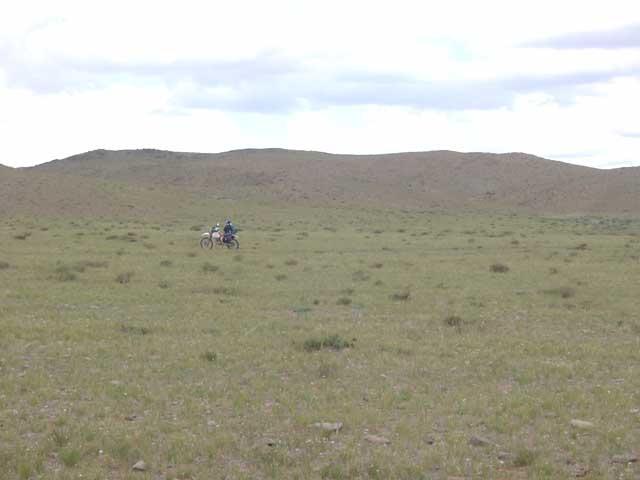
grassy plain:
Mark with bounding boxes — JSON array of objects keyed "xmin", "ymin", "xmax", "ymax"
[{"xmin": 1, "ymin": 203, "xmax": 640, "ymax": 479}]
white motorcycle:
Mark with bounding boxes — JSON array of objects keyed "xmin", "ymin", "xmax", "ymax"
[{"xmin": 200, "ymin": 231, "xmax": 239, "ymax": 249}]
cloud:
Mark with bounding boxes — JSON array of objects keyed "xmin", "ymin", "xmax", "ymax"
[
  {"xmin": 2, "ymin": 40, "xmax": 638, "ymax": 113},
  {"xmin": 618, "ymin": 131, "xmax": 640, "ymax": 138},
  {"xmin": 524, "ymin": 23, "xmax": 640, "ymax": 49},
  {"xmin": 171, "ymin": 63, "xmax": 640, "ymax": 113}
]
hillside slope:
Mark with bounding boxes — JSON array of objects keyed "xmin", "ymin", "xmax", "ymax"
[{"xmin": 25, "ymin": 148, "xmax": 640, "ymax": 214}]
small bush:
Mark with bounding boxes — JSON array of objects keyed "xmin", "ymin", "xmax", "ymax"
[
  {"xmin": 543, "ymin": 286, "xmax": 575, "ymax": 298},
  {"xmin": 17, "ymin": 462, "xmax": 33, "ymax": 480},
  {"xmin": 336, "ymin": 297, "xmax": 352, "ymax": 306},
  {"xmin": 0, "ymin": 261, "xmax": 10, "ymax": 270},
  {"xmin": 202, "ymin": 351, "xmax": 217, "ymax": 362},
  {"xmin": 13, "ymin": 232, "xmax": 30, "ymax": 240},
  {"xmin": 120, "ymin": 325, "xmax": 151, "ymax": 335},
  {"xmin": 293, "ymin": 306, "xmax": 312, "ymax": 314},
  {"xmin": 75, "ymin": 260, "xmax": 108, "ymax": 271},
  {"xmin": 275, "ymin": 274, "xmax": 287, "ymax": 281},
  {"xmin": 390, "ymin": 290, "xmax": 410, "ymax": 301},
  {"xmin": 160, "ymin": 260, "xmax": 173, "ymax": 267},
  {"xmin": 304, "ymin": 334, "xmax": 354, "ymax": 352},
  {"xmin": 285, "ymin": 259, "xmax": 298, "ymax": 266},
  {"xmin": 352, "ymin": 270, "xmax": 370, "ymax": 281},
  {"xmin": 187, "ymin": 252, "xmax": 197, "ymax": 258},
  {"xmin": 51, "ymin": 428, "xmax": 70, "ymax": 447},
  {"xmin": 490, "ymin": 263, "xmax": 510, "ymax": 273},
  {"xmin": 60, "ymin": 448, "xmax": 81, "ymax": 467},
  {"xmin": 190, "ymin": 225, "xmax": 203, "ymax": 231},
  {"xmin": 115, "ymin": 272, "xmax": 133, "ymax": 284},
  {"xmin": 158, "ymin": 281, "xmax": 170, "ymax": 289},
  {"xmin": 212, "ymin": 286, "xmax": 238, "ymax": 296},
  {"xmin": 202, "ymin": 262, "xmax": 219, "ymax": 273},
  {"xmin": 513, "ymin": 447, "xmax": 536, "ymax": 467},
  {"xmin": 54, "ymin": 266, "xmax": 77, "ymax": 282},
  {"xmin": 318, "ymin": 361, "xmax": 339, "ymax": 379},
  {"xmin": 370, "ymin": 262, "xmax": 383, "ymax": 269},
  {"xmin": 444, "ymin": 315, "xmax": 463, "ymax": 328}
]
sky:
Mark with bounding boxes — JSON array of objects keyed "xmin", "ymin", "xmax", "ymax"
[{"xmin": 1, "ymin": 0, "xmax": 639, "ymax": 168}]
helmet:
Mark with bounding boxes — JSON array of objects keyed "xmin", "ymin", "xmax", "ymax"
[
  {"xmin": 216, "ymin": 223, "xmax": 220, "ymax": 227},
  {"xmin": 225, "ymin": 219, "xmax": 231, "ymax": 225}
]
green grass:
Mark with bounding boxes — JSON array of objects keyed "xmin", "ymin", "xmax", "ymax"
[{"xmin": 1, "ymin": 206, "xmax": 640, "ymax": 478}]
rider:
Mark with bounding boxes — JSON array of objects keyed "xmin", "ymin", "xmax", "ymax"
[
  {"xmin": 223, "ymin": 219, "xmax": 236, "ymax": 243},
  {"xmin": 210, "ymin": 223, "xmax": 220, "ymax": 235}
]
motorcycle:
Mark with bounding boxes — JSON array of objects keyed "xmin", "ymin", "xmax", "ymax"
[{"xmin": 200, "ymin": 231, "xmax": 239, "ymax": 249}]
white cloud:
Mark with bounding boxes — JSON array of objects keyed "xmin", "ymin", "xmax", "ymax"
[{"xmin": 1, "ymin": 0, "xmax": 639, "ymax": 167}]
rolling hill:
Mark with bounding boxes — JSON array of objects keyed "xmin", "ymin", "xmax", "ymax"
[{"xmin": 2, "ymin": 148, "xmax": 640, "ymax": 216}]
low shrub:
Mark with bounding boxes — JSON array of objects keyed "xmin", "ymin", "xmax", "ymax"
[
  {"xmin": 352, "ymin": 270, "xmax": 370, "ymax": 281},
  {"xmin": 543, "ymin": 286, "xmax": 576, "ymax": 298},
  {"xmin": 120, "ymin": 324, "xmax": 151, "ymax": 335},
  {"xmin": 513, "ymin": 447, "xmax": 537, "ymax": 467},
  {"xmin": 212, "ymin": 286, "xmax": 238, "ymax": 296},
  {"xmin": 444, "ymin": 315, "xmax": 463, "ymax": 328},
  {"xmin": 115, "ymin": 272, "xmax": 133, "ymax": 284},
  {"xmin": 304, "ymin": 334, "xmax": 354, "ymax": 352},
  {"xmin": 60, "ymin": 448, "xmax": 81, "ymax": 467},
  {"xmin": 201, "ymin": 351, "xmax": 217, "ymax": 362},
  {"xmin": 490, "ymin": 263, "xmax": 510, "ymax": 273},
  {"xmin": 202, "ymin": 262, "xmax": 219, "ymax": 273},
  {"xmin": 54, "ymin": 265, "xmax": 77, "ymax": 282},
  {"xmin": 390, "ymin": 290, "xmax": 410, "ymax": 301}
]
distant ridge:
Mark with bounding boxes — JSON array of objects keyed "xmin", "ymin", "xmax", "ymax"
[{"xmin": 2, "ymin": 148, "xmax": 640, "ymax": 216}]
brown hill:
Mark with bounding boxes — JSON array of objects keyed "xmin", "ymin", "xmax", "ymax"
[{"xmin": 3, "ymin": 148, "xmax": 639, "ymax": 216}]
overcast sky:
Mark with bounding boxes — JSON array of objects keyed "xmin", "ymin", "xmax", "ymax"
[{"xmin": 1, "ymin": 0, "xmax": 639, "ymax": 168}]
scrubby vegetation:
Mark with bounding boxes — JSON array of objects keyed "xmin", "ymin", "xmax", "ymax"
[{"xmin": 1, "ymin": 210, "xmax": 640, "ymax": 478}]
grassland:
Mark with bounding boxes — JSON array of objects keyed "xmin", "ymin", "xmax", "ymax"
[{"xmin": 1, "ymin": 204, "xmax": 640, "ymax": 479}]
